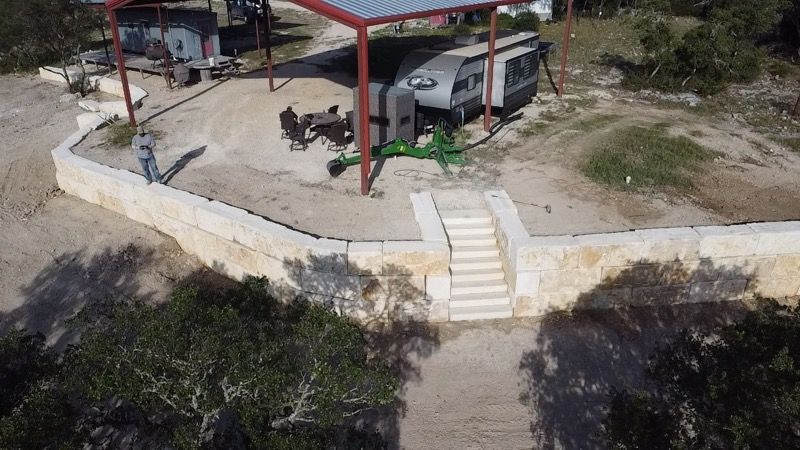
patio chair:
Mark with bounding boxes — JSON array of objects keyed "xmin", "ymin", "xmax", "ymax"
[
  {"xmin": 289, "ymin": 121, "xmax": 309, "ymax": 151},
  {"xmin": 328, "ymin": 105, "xmax": 339, "ymax": 114},
  {"xmin": 345, "ymin": 110, "xmax": 354, "ymax": 132},
  {"xmin": 326, "ymin": 121, "xmax": 349, "ymax": 151},
  {"xmin": 279, "ymin": 110, "xmax": 297, "ymax": 140}
]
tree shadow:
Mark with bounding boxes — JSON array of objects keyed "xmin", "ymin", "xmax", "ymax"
[
  {"xmin": 1, "ymin": 245, "xmax": 155, "ymax": 351},
  {"xmin": 278, "ymin": 254, "xmax": 442, "ymax": 448},
  {"xmin": 518, "ymin": 259, "xmax": 757, "ymax": 449},
  {"xmin": 162, "ymin": 145, "xmax": 207, "ymax": 184}
]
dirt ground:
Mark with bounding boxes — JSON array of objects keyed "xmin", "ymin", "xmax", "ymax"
[
  {"xmin": 2, "ymin": 7, "xmax": 800, "ymax": 448},
  {"xmin": 72, "ymin": 6, "xmax": 800, "ymax": 240},
  {"xmin": 0, "ymin": 75, "xmax": 209, "ymax": 350}
]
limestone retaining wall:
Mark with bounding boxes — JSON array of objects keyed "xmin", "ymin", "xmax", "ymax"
[
  {"xmin": 52, "ymin": 130, "xmax": 450, "ymax": 323},
  {"xmin": 487, "ymin": 191, "xmax": 800, "ymax": 317}
]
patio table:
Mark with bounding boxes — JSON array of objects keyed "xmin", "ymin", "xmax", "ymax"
[{"xmin": 304, "ymin": 112, "xmax": 341, "ymax": 142}]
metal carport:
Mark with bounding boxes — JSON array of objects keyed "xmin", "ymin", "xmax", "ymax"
[{"xmin": 105, "ymin": 0, "xmax": 570, "ymax": 195}]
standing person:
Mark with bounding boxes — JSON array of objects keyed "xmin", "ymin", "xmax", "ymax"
[{"xmin": 131, "ymin": 125, "xmax": 163, "ymax": 185}]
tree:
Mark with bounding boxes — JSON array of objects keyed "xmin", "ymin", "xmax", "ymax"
[
  {"xmin": 0, "ymin": 277, "xmax": 398, "ymax": 448},
  {"xmin": 0, "ymin": 0, "xmax": 97, "ymax": 92},
  {"xmin": 602, "ymin": 300, "xmax": 800, "ymax": 448}
]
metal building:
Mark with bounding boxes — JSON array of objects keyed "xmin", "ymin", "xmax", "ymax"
[{"xmin": 115, "ymin": 7, "xmax": 220, "ymax": 61}]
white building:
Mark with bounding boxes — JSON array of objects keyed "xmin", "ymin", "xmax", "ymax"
[{"xmin": 498, "ymin": 0, "xmax": 553, "ymax": 20}]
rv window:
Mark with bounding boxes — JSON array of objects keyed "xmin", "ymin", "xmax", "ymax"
[{"xmin": 467, "ymin": 74, "xmax": 477, "ymax": 91}]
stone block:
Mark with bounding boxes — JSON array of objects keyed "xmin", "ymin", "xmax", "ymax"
[
  {"xmin": 362, "ymin": 276, "xmax": 425, "ymax": 318},
  {"xmin": 425, "ymin": 274, "xmax": 451, "ymax": 301},
  {"xmin": 695, "ymin": 224, "xmax": 758, "ymax": 258},
  {"xmin": 98, "ymin": 101, "xmax": 130, "ymax": 118},
  {"xmin": 750, "ymin": 222, "xmax": 800, "ymax": 255},
  {"xmin": 347, "ymin": 241, "xmax": 383, "ymax": 275},
  {"xmin": 96, "ymin": 191, "xmax": 125, "ymax": 215},
  {"xmin": 494, "ymin": 210, "xmax": 529, "ymax": 264},
  {"xmin": 428, "ymin": 300, "xmax": 449, "ymax": 322},
  {"xmin": 150, "ymin": 184, "xmax": 209, "ymax": 225},
  {"xmin": 538, "ymin": 292, "xmax": 584, "ymax": 312},
  {"xmin": 601, "ymin": 262, "xmax": 696, "ymax": 288},
  {"xmin": 772, "ymin": 254, "xmax": 800, "ymax": 278},
  {"xmin": 233, "ymin": 215, "xmax": 318, "ymax": 266},
  {"xmin": 300, "ymin": 269, "xmax": 361, "ymax": 301},
  {"xmin": 306, "ymin": 238, "xmax": 348, "ymax": 274},
  {"xmin": 39, "ymin": 66, "xmax": 81, "ymax": 84},
  {"xmin": 484, "ymin": 190, "xmax": 518, "ymax": 214},
  {"xmin": 631, "ymin": 284, "xmax": 690, "ymax": 307},
  {"xmin": 514, "ymin": 295, "xmax": 546, "ymax": 317},
  {"xmin": 382, "ymin": 241, "xmax": 450, "ymax": 275},
  {"xmin": 122, "ymin": 201, "xmax": 154, "ymax": 228},
  {"xmin": 416, "ymin": 213, "xmax": 447, "ymax": 243},
  {"xmin": 326, "ymin": 295, "xmax": 390, "ymax": 324},
  {"xmin": 255, "ymin": 253, "xmax": 301, "ymax": 290},
  {"xmin": 515, "ymin": 271, "xmax": 541, "ymax": 296},
  {"xmin": 590, "ymin": 288, "xmax": 632, "ymax": 309},
  {"xmin": 409, "ymin": 192, "xmax": 437, "ymax": 219},
  {"xmin": 194, "ymin": 201, "xmax": 248, "ymax": 241},
  {"xmin": 516, "ymin": 236, "xmax": 580, "ymax": 271},
  {"xmin": 78, "ymin": 99, "xmax": 101, "ymax": 112},
  {"xmin": 636, "ymin": 227, "xmax": 700, "ymax": 262},
  {"xmin": 215, "ymin": 238, "xmax": 259, "ymax": 275},
  {"xmin": 714, "ymin": 256, "xmax": 777, "ymax": 280},
  {"xmin": 755, "ymin": 278, "xmax": 800, "ymax": 299},
  {"xmin": 689, "ymin": 279, "xmax": 747, "ymax": 303},
  {"xmin": 576, "ymin": 231, "xmax": 645, "ymax": 268},
  {"xmin": 76, "ymin": 112, "xmax": 106, "ymax": 130},
  {"xmin": 538, "ymin": 268, "xmax": 602, "ymax": 294}
]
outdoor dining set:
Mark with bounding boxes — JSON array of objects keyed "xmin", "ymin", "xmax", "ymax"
[{"xmin": 279, "ymin": 105, "xmax": 354, "ymax": 152}]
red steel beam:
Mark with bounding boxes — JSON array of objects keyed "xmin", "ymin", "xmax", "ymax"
[
  {"xmin": 557, "ymin": 0, "xmax": 574, "ymax": 97},
  {"xmin": 484, "ymin": 7, "xmax": 497, "ymax": 132},
  {"xmin": 357, "ymin": 26, "xmax": 370, "ymax": 195},
  {"xmin": 156, "ymin": 5, "xmax": 172, "ymax": 89},
  {"xmin": 264, "ymin": 0, "xmax": 274, "ymax": 91},
  {"xmin": 107, "ymin": 7, "xmax": 137, "ymax": 127}
]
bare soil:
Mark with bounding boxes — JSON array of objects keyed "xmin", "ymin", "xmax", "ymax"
[{"xmin": 0, "ymin": 75, "xmax": 208, "ymax": 350}]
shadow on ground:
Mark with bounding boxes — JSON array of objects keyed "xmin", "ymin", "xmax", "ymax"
[{"xmin": 518, "ymin": 259, "xmax": 755, "ymax": 449}]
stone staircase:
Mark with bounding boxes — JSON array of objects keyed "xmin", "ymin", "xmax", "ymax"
[{"xmin": 440, "ymin": 208, "xmax": 513, "ymax": 321}]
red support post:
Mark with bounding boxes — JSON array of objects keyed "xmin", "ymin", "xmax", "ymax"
[
  {"xmin": 484, "ymin": 7, "xmax": 497, "ymax": 132},
  {"xmin": 107, "ymin": 8, "xmax": 137, "ymax": 127},
  {"xmin": 156, "ymin": 6, "xmax": 172, "ymax": 89},
  {"xmin": 356, "ymin": 26, "xmax": 370, "ymax": 195},
  {"xmin": 263, "ymin": 0, "xmax": 274, "ymax": 92},
  {"xmin": 557, "ymin": 0, "xmax": 575, "ymax": 97}
]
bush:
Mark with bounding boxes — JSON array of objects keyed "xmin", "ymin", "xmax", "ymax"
[
  {"xmin": 603, "ymin": 300, "xmax": 800, "ymax": 448},
  {"xmin": 513, "ymin": 12, "xmax": 541, "ymax": 31},
  {"xmin": 0, "ymin": 278, "xmax": 399, "ymax": 448},
  {"xmin": 453, "ymin": 23, "xmax": 472, "ymax": 35},
  {"xmin": 497, "ymin": 13, "xmax": 516, "ymax": 29}
]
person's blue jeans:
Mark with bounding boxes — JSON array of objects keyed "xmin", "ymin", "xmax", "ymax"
[{"xmin": 138, "ymin": 155, "xmax": 162, "ymax": 184}]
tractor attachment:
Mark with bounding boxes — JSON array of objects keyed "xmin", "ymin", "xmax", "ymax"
[{"xmin": 327, "ymin": 123, "xmax": 465, "ymax": 177}]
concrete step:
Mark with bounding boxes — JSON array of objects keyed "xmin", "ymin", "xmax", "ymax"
[
  {"xmin": 450, "ymin": 256, "xmax": 502, "ymax": 271},
  {"xmin": 452, "ymin": 245, "xmax": 499, "ymax": 259},
  {"xmin": 449, "ymin": 234, "xmax": 498, "ymax": 247},
  {"xmin": 440, "ymin": 209, "xmax": 493, "ymax": 226},
  {"xmin": 444, "ymin": 222, "xmax": 495, "ymax": 236},
  {"xmin": 451, "ymin": 280, "xmax": 508, "ymax": 296},
  {"xmin": 450, "ymin": 291, "xmax": 511, "ymax": 307},
  {"xmin": 451, "ymin": 268, "xmax": 506, "ymax": 283},
  {"xmin": 449, "ymin": 304, "xmax": 514, "ymax": 321}
]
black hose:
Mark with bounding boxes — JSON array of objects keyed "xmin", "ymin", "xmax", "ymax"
[{"xmin": 461, "ymin": 112, "xmax": 524, "ymax": 151}]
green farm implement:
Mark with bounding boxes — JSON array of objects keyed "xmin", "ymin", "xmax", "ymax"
[
  {"xmin": 326, "ymin": 113, "xmax": 524, "ymax": 178},
  {"xmin": 327, "ymin": 124, "xmax": 465, "ymax": 177}
]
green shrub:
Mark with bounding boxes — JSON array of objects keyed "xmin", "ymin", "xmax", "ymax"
[
  {"xmin": 453, "ymin": 23, "xmax": 472, "ymax": 35},
  {"xmin": 497, "ymin": 13, "xmax": 516, "ymax": 29},
  {"xmin": 513, "ymin": 12, "xmax": 541, "ymax": 31}
]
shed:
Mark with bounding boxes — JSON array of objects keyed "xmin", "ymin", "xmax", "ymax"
[{"xmin": 115, "ymin": 7, "xmax": 220, "ymax": 61}]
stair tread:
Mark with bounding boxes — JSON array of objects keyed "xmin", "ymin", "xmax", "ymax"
[
  {"xmin": 451, "ymin": 256, "xmax": 502, "ymax": 264},
  {"xmin": 451, "ymin": 291, "xmax": 509, "ymax": 301},
  {"xmin": 444, "ymin": 222, "xmax": 494, "ymax": 230},
  {"xmin": 451, "ymin": 267, "xmax": 505, "ymax": 275},
  {"xmin": 449, "ymin": 304, "xmax": 514, "ymax": 320},
  {"xmin": 450, "ymin": 235, "xmax": 497, "ymax": 245},
  {"xmin": 451, "ymin": 245, "xmax": 498, "ymax": 253},
  {"xmin": 452, "ymin": 279, "xmax": 508, "ymax": 289},
  {"xmin": 439, "ymin": 209, "xmax": 493, "ymax": 220}
]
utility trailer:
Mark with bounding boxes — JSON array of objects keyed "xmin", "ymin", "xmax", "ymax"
[{"xmin": 393, "ymin": 32, "xmax": 539, "ymax": 126}]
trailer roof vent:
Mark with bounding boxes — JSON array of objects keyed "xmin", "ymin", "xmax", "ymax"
[{"xmin": 454, "ymin": 35, "xmax": 479, "ymax": 46}]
